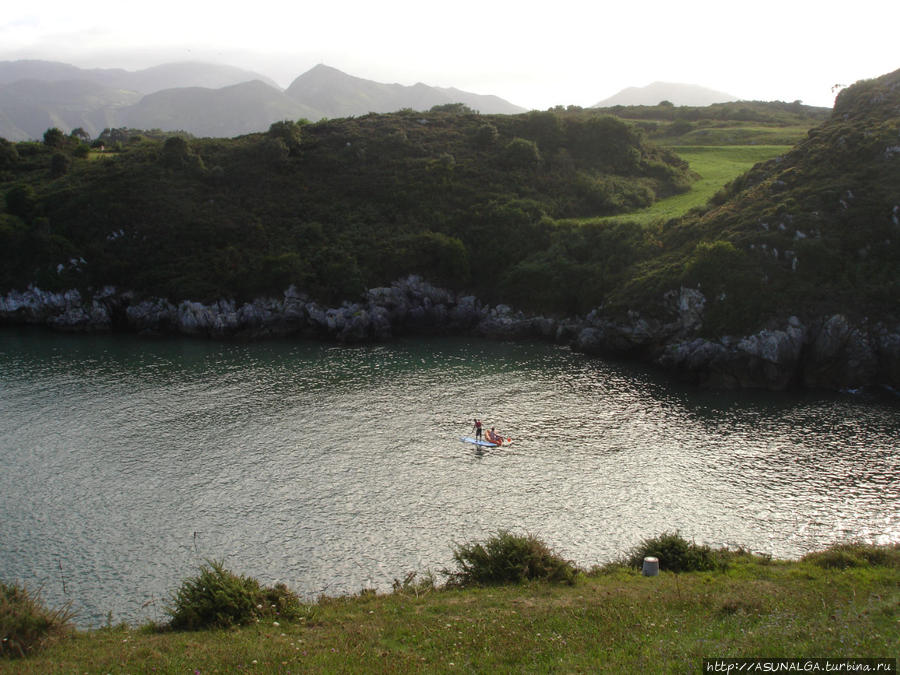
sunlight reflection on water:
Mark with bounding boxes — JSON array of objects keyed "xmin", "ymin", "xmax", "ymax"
[{"xmin": 1, "ymin": 328, "xmax": 898, "ymax": 627}]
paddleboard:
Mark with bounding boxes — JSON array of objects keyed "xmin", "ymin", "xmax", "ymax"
[{"xmin": 460, "ymin": 436, "xmax": 498, "ymax": 447}]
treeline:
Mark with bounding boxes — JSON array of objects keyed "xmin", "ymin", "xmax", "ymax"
[
  {"xmin": 0, "ymin": 108, "xmax": 694, "ymax": 313},
  {"xmin": 591, "ymin": 100, "xmax": 831, "ymax": 143},
  {"xmin": 594, "ymin": 99, "xmax": 830, "ymax": 123}
]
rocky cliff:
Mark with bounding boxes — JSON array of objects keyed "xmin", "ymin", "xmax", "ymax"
[{"xmin": 3, "ymin": 277, "xmax": 898, "ymax": 394}]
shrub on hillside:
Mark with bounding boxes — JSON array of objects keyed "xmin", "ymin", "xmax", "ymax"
[
  {"xmin": 802, "ymin": 543, "xmax": 900, "ymax": 570},
  {"xmin": 503, "ymin": 138, "xmax": 542, "ymax": 168},
  {"xmin": 165, "ymin": 560, "xmax": 301, "ymax": 630},
  {"xmin": 443, "ymin": 530, "xmax": 578, "ymax": 587},
  {"xmin": 50, "ymin": 152, "xmax": 71, "ymax": 178},
  {"xmin": 627, "ymin": 532, "xmax": 723, "ymax": 572},
  {"xmin": 0, "ymin": 580, "xmax": 74, "ymax": 659}
]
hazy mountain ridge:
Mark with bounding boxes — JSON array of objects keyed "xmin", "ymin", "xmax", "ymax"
[
  {"xmin": 0, "ymin": 60, "xmax": 279, "ymax": 93},
  {"xmin": 0, "ymin": 78, "xmax": 141, "ymax": 140},
  {"xmin": 284, "ymin": 64, "xmax": 527, "ymax": 118},
  {"xmin": 594, "ymin": 81, "xmax": 739, "ymax": 107},
  {"xmin": 0, "ymin": 60, "xmax": 527, "ymax": 140},
  {"xmin": 123, "ymin": 81, "xmax": 321, "ymax": 138}
]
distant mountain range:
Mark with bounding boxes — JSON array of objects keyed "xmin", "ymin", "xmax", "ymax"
[
  {"xmin": 284, "ymin": 64, "xmax": 526, "ymax": 119},
  {"xmin": 0, "ymin": 60, "xmax": 755, "ymax": 140},
  {"xmin": 593, "ymin": 82, "xmax": 739, "ymax": 107},
  {"xmin": 0, "ymin": 60, "xmax": 527, "ymax": 140},
  {"xmin": 0, "ymin": 60, "xmax": 281, "ymax": 94}
]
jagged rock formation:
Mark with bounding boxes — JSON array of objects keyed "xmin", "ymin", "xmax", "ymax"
[{"xmin": 3, "ymin": 279, "xmax": 898, "ymax": 393}]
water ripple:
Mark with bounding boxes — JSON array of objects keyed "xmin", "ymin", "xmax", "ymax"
[{"xmin": 1, "ymin": 328, "xmax": 898, "ymax": 627}]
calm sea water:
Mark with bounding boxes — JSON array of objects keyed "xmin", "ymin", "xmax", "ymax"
[{"xmin": 1, "ymin": 327, "xmax": 898, "ymax": 627}]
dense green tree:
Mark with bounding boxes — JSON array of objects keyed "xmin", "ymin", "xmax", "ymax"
[
  {"xmin": 430, "ymin": 103, "xmax": 476, "ymax": 114},
  {"xmin": 267, "ymin": 120, "xmax": 303, "ymax": 153},
  {"xmin": 161, "ymin": 136, "xmax": 205, "ymax": 172},
  {"xmin": 503, "ymin": 137, "xmax": 541, "ymax": 167},
  {"xmin": 0, "ymin": 139, "xmax": 18, "ymax": 169},
  {"xmin": 42, "ymin": 128, "xmax": 65, "ymax": 148},
  {"xmin": 521, "ymin": 111, "xmax": 564, "ymax": 153},
  {"xmin": 474, "ymin": 123, "xmax": 499, "ymax": 148},
  {"xmin": 565, "ymin": 116, "xmax": 639, "ymax": 170},
  {"xmin": 5, "ymin": 185, "xmax": 38, "ymax": 222},
  {"xmin": 393, "ymin": 231, "xmax": 470, "ymax": 288},
  {"xmin": 69, "ymin": 127, "xmax": 91, "ymax": 143},
  {"xmin": 50, "ymin": 152, "xmax": 71, "ymax": 177}
]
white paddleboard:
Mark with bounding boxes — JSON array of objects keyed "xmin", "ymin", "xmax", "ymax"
[{"xmin": 460, "ymin": 436, "xmax": 498, "ymax": 447}]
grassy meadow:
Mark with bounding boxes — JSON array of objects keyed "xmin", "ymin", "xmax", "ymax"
[
  {"xmin": 657, "ymin": 125, "xmax": 814, "ymax": 147},
  {"xmin": 7, "ymin": 553, "xmax": 898, "ymax": 673},
  {"xmin": 586, "ymin": 145, "xmax": 791, "ymax": 226}
]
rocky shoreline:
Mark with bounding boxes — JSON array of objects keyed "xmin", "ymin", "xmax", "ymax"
[{"xmin": 2, "ymin": 276, "xmax": 899, "ymax": 393}]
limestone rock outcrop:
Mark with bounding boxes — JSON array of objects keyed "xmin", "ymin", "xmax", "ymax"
[{"xmin": 3, "ymin": 280, "xmax": 898, "ymax": 392}]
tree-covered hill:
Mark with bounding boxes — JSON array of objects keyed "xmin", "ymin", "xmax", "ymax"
[
  {"xmin": 0, "ymin": 108, "xmax": 693, "ymax": 310},
  {"xmin": 607, "ymin": 68, "xmax": 900, "ymax": 335},
  {"xmin": 1, "ymin": 69, "xmax": 897, "ymax": 352}
]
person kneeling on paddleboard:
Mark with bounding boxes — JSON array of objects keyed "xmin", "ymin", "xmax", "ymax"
[{"xmin": 473, "ymin": 418, "xmax": 483, "ymax": 440}]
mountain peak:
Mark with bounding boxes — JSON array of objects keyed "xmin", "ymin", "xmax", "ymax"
[
  {"xmin": 286, "ymin": 64, "xmax": 525, "ymax": 118},
  {"xmin": 593, "ymin": 82, "xmax": 739, "ymax": 107}
]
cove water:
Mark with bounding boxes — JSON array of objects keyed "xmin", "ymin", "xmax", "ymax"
[{"xmin": 1, "ymin": 327, "xmax": 898, "ymax": 627}]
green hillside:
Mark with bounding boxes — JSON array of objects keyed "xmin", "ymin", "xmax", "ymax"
[
  {"xmin": 607, "ymin": 69, "xmax": 900, "ymax": 334},
  {"xmin": 1, "ymin": 70, "xmax": 897, "ymax": 336},
  {"xmin": 0, "ymin": 109, "xmax": 693, "ymax": 311},
  {"xmin": 575, "ymin": 145, "xmax": 793, "ymax": 227}
]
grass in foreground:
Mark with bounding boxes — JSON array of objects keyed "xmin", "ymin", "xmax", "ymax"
[{"xmin": 7, "ymin": 546, "xmax": 899, "ymax": 673}]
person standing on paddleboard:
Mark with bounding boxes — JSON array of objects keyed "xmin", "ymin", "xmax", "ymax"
[{"xmin": 472, "ymin": 418, "xmax": 483, "ymax": 440}]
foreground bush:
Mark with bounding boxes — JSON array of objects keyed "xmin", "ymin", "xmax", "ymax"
[
  {"xmin": 626, "ymin": 531, "xmax": 723, "ymax": 572},
  {"xmin": 1, "ymin": 580, "xmax": 74, "ymax": 658},
  {"xmin": 166, "ymin": 560, "xmax": 302, "ymax": 630},
  {"xmin": 443, "ymin": 530, "xmax": 578, "ymax": 587},
  {"xmin": 802, "ymin": 542, "xmax": 900, "ymax": 570}
]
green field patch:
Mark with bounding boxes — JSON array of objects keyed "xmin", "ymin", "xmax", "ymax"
[
  {"xmin": 657, "ymin": 125, "xmax": 813, "ymax": 147},
  {"xmin": 580, "ymin": 145, "xmax": 791, "ymax": 226}
]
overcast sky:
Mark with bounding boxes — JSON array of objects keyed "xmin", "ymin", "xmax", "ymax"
[{"xmin": 1, "ymin": 0, "xmax": 897, "ymax": 109}]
